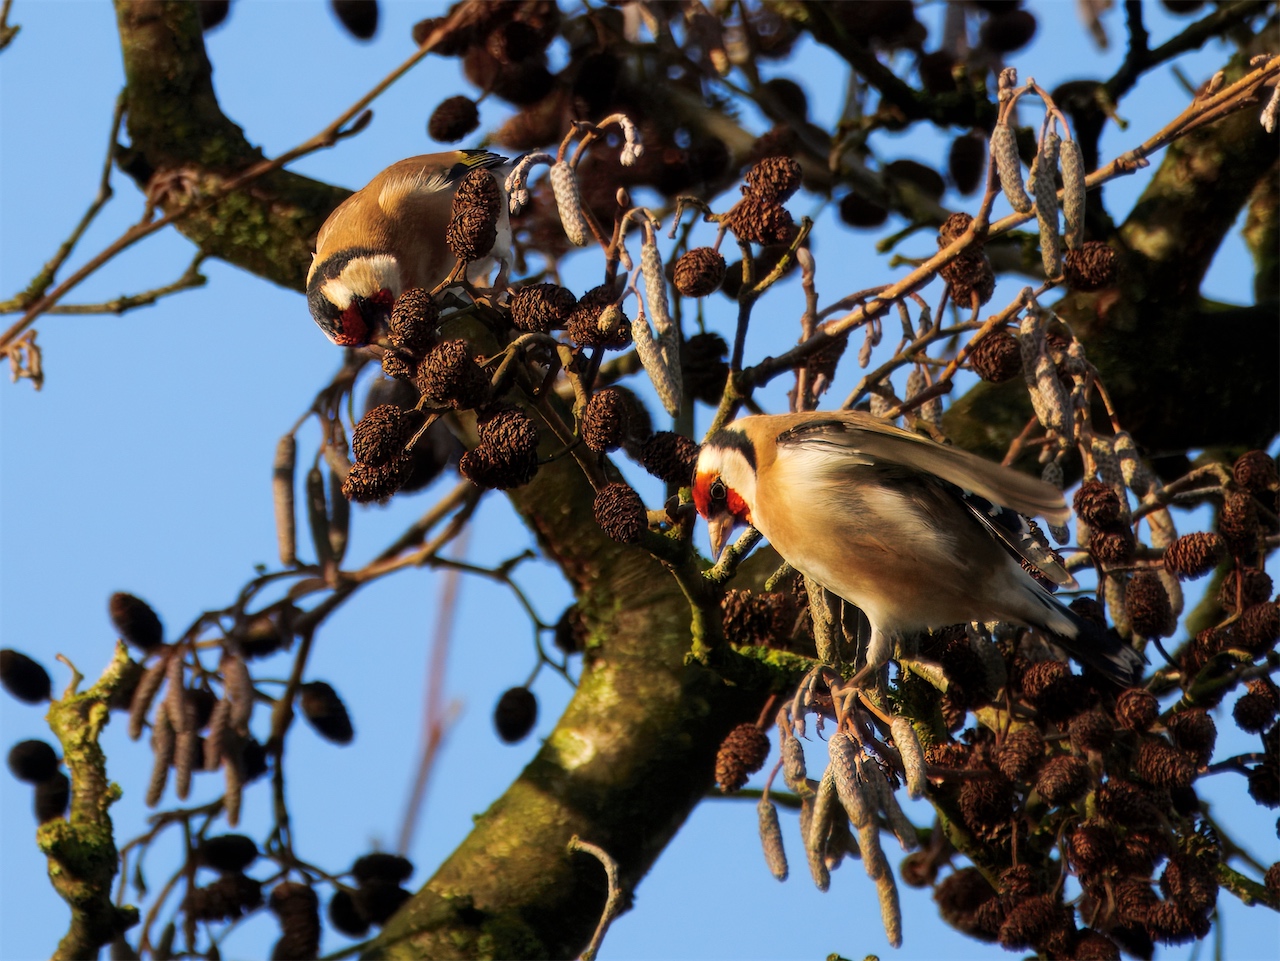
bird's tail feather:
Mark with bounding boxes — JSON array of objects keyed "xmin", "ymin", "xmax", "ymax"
[{"xmin": 1023, "ymin": 587, "xmax": 1146, "ymax": 686}]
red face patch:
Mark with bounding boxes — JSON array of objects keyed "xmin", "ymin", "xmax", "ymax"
[
  {"xmin": 370, "ymin": 288, "xmax": 395, "ymax": 308},
  {"xmin": 691, "ymin": 472, "xmax": 750, "ymax": 524},
  {"xmin": 335, "ymin": 304, "xmax": 369, "ymax": 347}
]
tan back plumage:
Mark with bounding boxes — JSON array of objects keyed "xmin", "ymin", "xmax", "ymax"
[{"xmin": 742, "ymin": 411, "xmax": 1070, "ymax": 525}]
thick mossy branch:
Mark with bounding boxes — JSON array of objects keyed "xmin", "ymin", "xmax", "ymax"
[
  {"xmin": 40, "ymin": 642, "xmax": 139, "ymax": 961},
  {"xmin": 372, "ymin": 442, "xmax": 774, "ymax": 959},
  {"xmin": 114, "ymin": 0, "xmax": 348, "ymax": 289}
]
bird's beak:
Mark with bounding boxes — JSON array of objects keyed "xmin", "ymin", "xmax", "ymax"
[{"xmin": 707, "ymin": 513, "xmax": 736, "ymax": 560}]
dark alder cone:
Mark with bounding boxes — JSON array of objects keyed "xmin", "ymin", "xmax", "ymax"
[
  {"xmin": 959, "ymin": 773, "xmax": 1014, "ymax": 838},
  {"xmin": 354, "ymin": 879, "xmax": 412, "ymax": 925},
  {"xmin": 940, "ymin": 251, "xmax": 996, "ymax": 308},
  {"xmin": 938, "ymin": 211, "xmax": 975, "ymax": 245},
  {"xmin": 110, "ymin": 592, "xmax": 165, "ymax": 652},
  {"xmin": 351, "ymin": 405, "xmax": 413, "ymax": 466},
  {"xmin": 389, "ymin": 288, "xmax": 438, "ymax": 355},
  {"xmin": 838, "ymin": 192, "xmax": 889, "ymax": 228},
  {"xmin": 1126, "ymin": 571, "xmax": 1176, "ymax": 639},
  {"xmin": 8, "ymin": 739, "xmax": 59, "ymax": 783},
  {"xmin": 715, "ymin": 723, "xmax": 770, "ymax": 793},
  {"xmin": 446, "ymin": 169, "xmax": 501, "ymax": 262},
  {"xmin": 1074, "ymin": 481, "xmax": 1123, "ymax": 526},
  {"xmin": 35, "ymin": 771, "xmax": 70, "ymax": 822},
  {"xmin": 198, "ymin": 0, "xmax": 230, "ymax": 31},
  {"xmin": 925, "ymin": 742, "xmax": 972, "ymax": 770},
  {"xmin": 725, "ymin": 195, "xmax": 797, "ymax": 246},
  {"xmin": 486, "ymin": 20, "xmax": 545, "ymax": 63},
  {"xmin": 1108, "ymin": 923, "xmax": 1155, "ymax": 961},
  {"xmin": 566, "ymin": 284, "xmax": 631, "ymax": 350},
  {"xmin": 1247, "ymin": 763, "xmax": 1279, "ymax": 807},
  {"xmin": 1145, "ymin": 899, "xmax": 1205, "ymax": 945},
  {"xmin": 298, "ymin": 681, "xmax": 354, "ymax": 745},
  {"xmin": 1068, "ymin": 822, "xmax": 1116, "ymax": 874},
  {"xmin": 939, "ymin": 632, "xmax": 992, "ymax": 708},
  {"xmin": 949, "ymin": 132, "xmax": 986, "ymax": 195},
  {"xmin": 1114, "ymin": 879, "xmax": 1160, "ymax": 928},
  {"xmin": 352, "ymin": 852, "xmax": 414, "ymax": 885},
  {"xmin": 236, "ymin": 737, "xmax": 269, "ymax": 783},
  {"xmin": 458, "ymin": 446, "xmax": 524, "ymax": 491},
  {"xmin": 918, "ymin": 49, "xmax": 958, "ymax": 94},
  {"xmin": 1219, "ymin": 568, "xmax": 1273, "ymax": 614},
  {"xmin": 747, "ymin": 125, "xmax": 799, "ymax": 165},
  {"xmin": 342, "ymin": 457, "xmax": 413, "ymax": 504},
  {"xmin": 553, "ymin": 604, "xmax": 588, "ymax": 655},
  {"xmin": 1020, "ymin": 660, "xmax": 1087, "ymax": 722},
  {"xmin": 331, "ymin": 0, "xmax": 378, "ymax": 40},
  {"xmin": 1233, "ymin": 450, "xmax": 1279, "ymax": 495},
  {"xmin": 381, "ymin": 349, "xmax": 415, "ymax": 381},
  {"xmin": 581, "ymin": 388, "xmax": 629, "ymax": 453},
  {"xmin": 969, "ymin": 329, "xmax": 1022, "ymax": 383},
  {"xmin": 269, "ymin": 881, "xmax": 321, "ymax": 961},
  {"xmin": 1163, "ymin": 532, "xmax": 1225, "ymax": 579},
  {"xmin": 996, "ymin": 728, "xmax": 1045, "ymax": 782},
  {"xmin": 0, "ymin": 649, "xmax": 52, "ymax": 704},
  {"xmin": 900, "ymin": 850, "xmax": 938, "ymax": 888},
  {"xmin": 886, "ymin": 159, "xmax": 946, "ymax": 201},
  {"xmin": 493, "ymin": 686, "xmax": 537, "ymax": 743},
  {"xmin": 1069, "ymin": 710, "xmax": 1114, "ymax": 754},
  {"xmin": 329, "ymin": 889, "xmax": 369, "ymax": 937},
  {"xmin": 1070, "ymin": 596, "xmax": 1107, "ymax": 628},
  {"xmin": 593, "ymin": 483, "xmax": 646, "ymax": 543},
  {"xmin": 510, "ymin": 283, "xmax": 575, "ymax": 333},
  {"xmin": 428, "ymin": 95, "xmax": 480, "ymax": 143},
  {"xmin": 416, "ymin": 339, "xmax": 489, "ymax": 408},
  {"xmin": 1234, "ymin": 679, "xmax": 1279, "ymax": 733},
  {"xmin": 672, "ymin": 247, "xmax": 727, "ymax": 297},
  {"xmin": 743, "ymin": 156, "xmax": 802, "ymax": 203},
  {"xmin": 185, "ymin": 872, "xmax": 263, "ymax": 922},
  {"xmin": 681, "ymin": 331, "xmax": 730, "ymax": 405},
  {"xmin": 1063, "ymin": 241, "xmax": 1119, "ymax": 291},
  {"xmin": 1116, "ymin": 685, "xmax": 1167, "ymax": 731},
  {"xmin": 197, "ymin": 834, "xmax": 259, "ymax": 873},
  {"xmin": 935, "ymin": 867, "xmax": 999, "ymax": 941},
  {"xmin": 1075, "ymin": 930, "xmax": 1122, "ymax": 961},
  {"xmin": 998, "ymin": 894, "xmax": 1064, "ymax": 951},
  {"xmin": 477, "ymin": 405, "xmax": 537, "ymax": 455},
  {"xmin": 1167, "ymin": 708, "xmax": 1216, "ymax": 766},
  {"xmin": 641, "ymin": 431, "xmax": 700, "ymax": 487},
  {"xmin": 461, "ymin": 407, "xmax": 540, "ymax": 490},
  {"xmin": 721, "ymin": 590, "xmax": 787, "ymax": 646},
  {"xmin": 1265, "ymin": 862, "xmax": 1280, "ymax": 899},
  {"xmin": 980, "ymin": 8, "xmax": 1038, "ymax": 53},
  {"xmin": 1160, "ymin": 854, "xmax": 1217, "ymax": 915},
  {"xmin": 411, "ymin": 15, "xmax": 474, "ymax": 56},
  {"xmin": 1135, "ymin": 739, "xmax": 1194, "ymax": 790},
  {"xmin": 1036, "ymin": 754, "xmax": 1090, "ymax": 805},
  {"xmin": 1219, "ymin": 490, "xmax": 1262, "ymax": 557},
  {"xmin": 489, "ymin": 60, "xmax": 556, "ymax": 107},
  {"xmin": 1092, "ymin": 526, "xmax": 1136, "ymax": 564}
]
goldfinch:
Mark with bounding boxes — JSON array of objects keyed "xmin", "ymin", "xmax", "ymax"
[
  {"xmin": 306, "ymin": 150, "xmax": 512, "ymax": 347},
  {"xmin": 692, "ymin": 412, "xmax": 1145, "ymax": 685}
]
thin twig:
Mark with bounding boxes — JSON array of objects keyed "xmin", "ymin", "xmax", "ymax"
[{"xmin": 568, "ymin": 836, "xmax": 625, "ymax": 961}]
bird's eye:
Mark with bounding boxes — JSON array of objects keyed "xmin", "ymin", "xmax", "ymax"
[{"xmin": 709, "ymin": 479, "xmax": 727, "ymax": 503}]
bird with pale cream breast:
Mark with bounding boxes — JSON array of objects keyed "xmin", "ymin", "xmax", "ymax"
[{"xmin": 693, "ymin": 411, "xmax": 1144, "ymax": 685}]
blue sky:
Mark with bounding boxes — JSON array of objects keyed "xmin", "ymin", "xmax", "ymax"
[{"xmin": 1, "ymin": 2, "xmax": 1276, "ymax": 959}]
